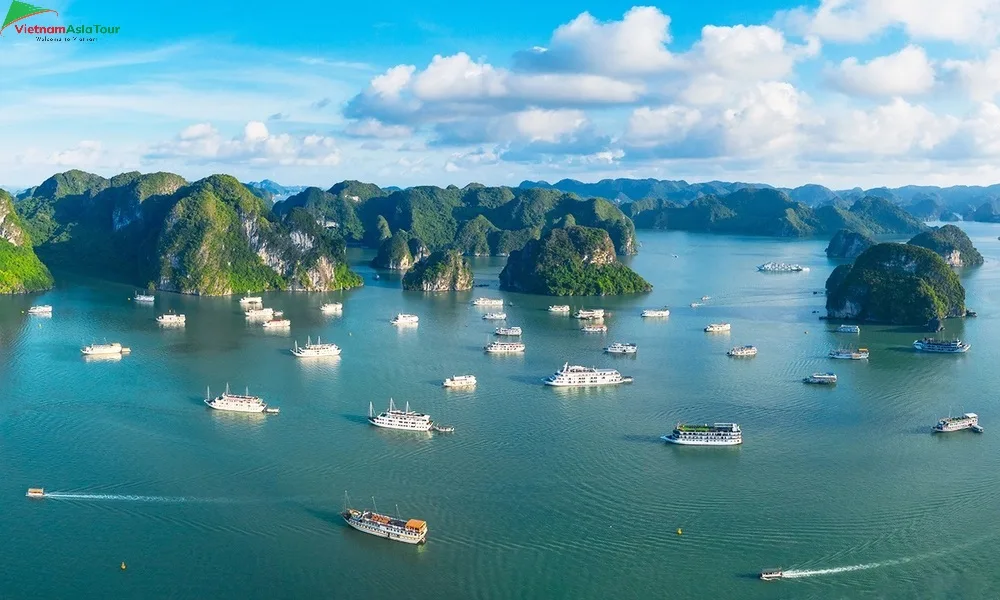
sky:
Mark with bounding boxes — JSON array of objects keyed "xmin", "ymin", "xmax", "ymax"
[{"xmin": 4, "ymin": 0, "xmax": 1000, "ymax": 190}]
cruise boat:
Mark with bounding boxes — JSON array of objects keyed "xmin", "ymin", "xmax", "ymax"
[
  {"xmin": 604, "ymin": 342, "xmax": 637, "ymax": 354},
  {"xmin": 156, "ymin": 313, "xmax": 186, "ymax": 325},
  {"xmin": 704, "ymin": 323, "xmax": 731, "ymax": 333},
  {"xmin": 81, "ymin": 342, "xmax": 129, "ymax": 355},
  {"xmin": 574, "ymin": 308, "xmax": 605, "ymax": 319},
  {"xmin": 472, "ymin": 298, "xmax": 504, "ymax": 307},
  {"xmin": 757, "ymin": 262, "xmax": 807, "ymax": 272},
  {"xmin": 239, "ymin": 294, "xmax": 263, "ymax": 304},
  {"xmin": 727, "ymin": 345, "xmax": 757, "ymax": 357},
  {"xmin": 913, "ymin": 338, "xmax": 970, "ymax": 353},
  {"xmin": 836, "ymin": 324, "xmax": 861, "ymax": 334},
  {"xmin": 321, "ymin": 302, "xmax": 343, "ymax": 313},
  {"xmin": 803, "ymin": 372, "xmax": 837, "ymax": 385},
  {"xmin": 290, "ymin": 336, "xmax": 341, "ymax": 358},
  {"xmin": 701, "ymin": 295, "xmax": 711, "ymax": 301},
  {"xmin": 391, "ymin": 313, "xmax": 419, "ymax": 326},
  {"xmin": 26, "ymin": 488, "xmax": 45, "ymax": 498},
  {"xmin": 443, "ymin": 375, "xmax": 477, "ymax": 388},
  {"xmin": 262, "ymin": 318, "xmax": 291, "ymax": 329},
  {"xmin": 341, "ymin": 494, "xmax": 427, "ymax": 545},
  {"xmin": 641, "ymin": 308, "xmax": 670, "ymax": 317},
  {"xmin": 484, "ymin": 341, "xmax": 525, "ymax": 353},
  {"xmin": 482, "ymin": 312, "xmax": 507, "ymax": 320},
  {"xmin": 760, "ymin": 568, "xmax": 783, "ymax": 581},
  {"xmin": 133, "ymin": 292, "xmax": 154, "ymax": 303},
  {"xmin": 548, "ymin": 305, "xmax": 571, "ymax": 313},
  {"xmin": 368, "ymin": 399, "xmax": 434, "ymax": 431},
  {"xmin": 661, "ymin": 423, "xmax": 742, "ymax": 446},
  {"xmin": 829, "ymin": 348, "xmax": 868, "ymax": 360},
  {"xmin": 495, "ymin": 326, "xmax": 522, "ymax": 336},
  {"xmin": 933, "ymin": 413, "xmax": 983, "ymax": 433},
  {"xmin": 245, "ymin": 307, "xmax": 274, "ymax": 319},
  {"xmin": 27, "ymin": 305, "xmax": 52, "ymax": 315},
  {"xmin": 581, "ymin": 324, "xmax": 607, "ymax": 333},
  {"xmin": 544, "ymin": 363, "xmax": 632, "ymax": 387},
  {"xmin": 204, "ymin": 384, "xmax": 279, "ymax": 414},
  {"xmin": 690, "ymin": 302, "xmax": 703, "ymax": 308}
]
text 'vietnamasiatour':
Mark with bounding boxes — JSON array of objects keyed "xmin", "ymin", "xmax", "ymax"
[{"xmin": 12, "ymin": 24, "xmax": 121, "ymax": 34}]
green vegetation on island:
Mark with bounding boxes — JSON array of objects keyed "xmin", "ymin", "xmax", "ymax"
[
  {"xmin": 826, "ymin": 243, "xmax": 966, "ymax": 325},
  {"xmin": 373, "ymin": 230, "xmax": 428, "ymax": 270},
  {"xmin": 0, "ymin": 190, "xmax": 53, "ymax": 294},
  {"xmin": 907, "ymin": 224, "xmax": 983, "ymax": 267},
  {"xmin": 499, "ymin": 225, "xmax": 651, "ymax": 296},
  {"xmin": 825, "ymin": 229, "xmax": 876, "ymax": 259},
  {"xmin": 401, "ymin": 250, "xmax": 473, "ymax": 291}
]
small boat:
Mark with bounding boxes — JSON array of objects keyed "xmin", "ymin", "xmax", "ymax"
[
  {"xmin": 803, "ymin": 372, "xmax": 837, "ymax": 385},
  {"xmin": 239, "ymin": 293, "xmax": 263, "ymax": 304},
  {"xmin": 757, "ymin": 262, "xmax": 807, "ymax": 272},
  {"xmin": 244, "ymin": 307, "xmax": 274, "ymax": 319},
  {"xmin": 482, "ymin": 312, "xmax": 507, "ymax": 320},
  {"xmin": 341, "ymin": 493, "xmax": 428, "ymax": 544},
  {"xmin": 690, "ymin": 302, "xmax": 703, "ymax": 308},
  {"xmin": 81, "ymin": 342, "xmax": 127, "ymax": 355},
  {"xmin": 205, "ymin": 384, "xmax": 279, "ymax": 414},
  {"xmin": 133, "ymin": 292, "xmax": 154, "ymax": 303},
  {"xmin": 829, "ymin": 348, "xmax": 868, "ymax": 360},
  {"xmin": 701, "ymin": 296, "xmax": 711, "ymax": 301},
  {"xmin": 443, "ymin": 375, "xmax": 477, "ymax": 388},
  {"xmin": 262, "ymin": 318, "xmax": 291, "ymax": 328},
  {"xmin": 704, "ymin": 323, "xmax": 731, "ymax": 333},
  {"xmin": 290, "ymin": 336, "xmax": 341, "ymax": 357},
  {"xmin": 27, "ymin": 305, "xmax": 52, "ymax": 315},
  {"xmin": 836, "ymin": 324, "xmax": 861, "ymax": 334},
  {"xmin": 484, "ymin": 341, "xmax": 525, "ymax": 353},
  {"xmin": 605, "ymin": 342, "xmax": 637, "ymax": 354},
  {"xmin": 472, "ymin": 298, "xmax": 504, "ymax": 307},
  {"xmin": 432, "ymin": 424, "xmax": 455, "ymax": 433},
  {"xmin": 391, "ymin": 313, "xmax": 419, "ymax": 325},
  {"xmin": 933, "ymin": 413, "xmax": 982, "ymax": 433},
  {"xmin": 582, "ymin": 324, "xmax": 607, "ymax": 333},
  {"xmin": 574, "ymin": 309, "xmax": 605, "ymax": 320},
  {"xmin": 727, "ymin": 345, "xmax": 757, "ymax": 357},
  {"xmin": 548, "ymin": 305, "xmax": 571, "ymax": 313},
  {"xmin": 760, "ymin": 568, "xmax": 783, "ymax": 581},
  {"xmin": 641, "ymin": 308, "xmax": 670, "ymax": 317},
  {"xmin": 494, "ymin": 326, "xmax": 522, "ymax": 336},
  {"xmin": 321, "ymin": 302, "xmax": 343, "ymax": 313},
  {"xmin": 913, "ymin": 338, "xmax": 970, "ymax": 353},
  {"xmin": 156, "ymin": 313, "xmax": 186, "ymax": 325},
  {"xmin": 26, "ymin": 488, "xmax": 45, "ymax": 498}
]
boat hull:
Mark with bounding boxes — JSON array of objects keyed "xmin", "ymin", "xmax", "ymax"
[
  {"xmin": 204, "ymin": 399, "xmax": 267, "ymax": 413},
  {"xmin": 368, "ymin": 418, "xmax": 433, "ymax": 432},
  {"xmin": 661, "ymin": 435, "xmax": 742, "ymax": 446},
  {"xmin": 544, "ymin": 379, "xmax": 630, "ymax": 387},
  {"xmin": 342, "ymin": 515, "xmax": 426, "ymax": 544}
]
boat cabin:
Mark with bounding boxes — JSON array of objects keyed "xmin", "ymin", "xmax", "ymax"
[{"xmin": 760, "ymin": 568, "xmax": 783, "ymax": 581}]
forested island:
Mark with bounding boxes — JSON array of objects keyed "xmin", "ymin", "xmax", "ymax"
[{"xmin": 0, "ymin": 189, "xmax": 53, "ymax": 294}]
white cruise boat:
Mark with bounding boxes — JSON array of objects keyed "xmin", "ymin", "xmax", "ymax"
[
  {"xmin": 662, "ymin": 423, "xmax": 742, "ymax": 446},
  {"xmin": 391, "ymin": 313, "xmax": 419, "ymax": 326},
  {"xmin": 690, "ymin": 302, "xmax": 703, "ymax": 308},
  {"xmin": 482, "ymin": 312, "xmax": 507, "ymax": 320},
  {"xmin": 701, "ymin": 295, "xmax": 711, "ymax": 301},
  {"xmin": 320, "ymin": 302, "xmax": 343, "ymax": 313},
  {"xmin": 484, "ymin": 341, "xmax": 525, "ymax": 353},
  {"xmin": 495, "ymin": 326, "xmax": 522, "ymax": 336},
  {"xmin": 913, "ymin": 338, "xmax": 970, "ymax": 353},
  {"xmin": 239, "ymin": 294, "xmax": 263, "ymax": 304},
  {"xmin": 341, "ymin": 494, "xmax": 427, "ymax": 545},
  {"xmin": 204, "ymin": 384, "xmax": 279, "ymax": 413},
  {"xmin": 836, "ymin": 324, "xmax": 861, "ymax": 334},
  {"xmin": 81, "ymin": 342, "xmax": 130, "ymax": 355},
  {"xmin": 262, "ymin": 318, "xmax": 291, "ymax": 329},
  {"xmin": 933, "ymin": 413, "xmax": 983, "ymax": 433},
  {"xmin": 472, "ymin": 298, "xmax": 504, "ymax": 307},
  {"xmin": 757, "ymin": 262, "xmax": 807, "ymax": 272},
  {"xmin": 156, "ymin": 313, "xmax": 186, "ymax": 325},
  {"xmin": 641, "ymin": 308, "xmax": 670, "ymax": 317},
  {"xmin": 704, "ymin": 323, "xmax": 731, "ymax": 333},
  {"xmin": 27, "ymin": 305, "xmax": 52, "ymax": 315},
  {"xmin": 544, "ymin": 363, "xmax": 632, "ymax": 387},
  {"xmin": 548, "ymin": 305, "xmax": 570, "ymax": 313},
  {"xmin": 245, "ymin": 307, "xmax": 274, "ymax": 319},
  {"xmin": 290, "ymin": 336, "xmax": 341, "ymax": 357},
  {"xmin": 803, "ymin": 372, "xmax": 837, "ymax": 385},
  {"xmin": 581, "ymin": 324, "xmax": 607, "ymax": 333},
  {"xmin": 133, "ymin": 292, "xmax": 154, "ymax": 303},
  {"xmin": 368, "ymin": 399, "xmax": 434, "ymax": 431},
  {"xmin": 605, "ymin": 342, "xmax": 637, "ymax": 354},
  {"xmin": 443, "ymin": 375, "xmax": 477, "ymax": 388},
  {"xmin": 574, "ymin": 308, "xmax": 605, "ymax": 319},
  {"xmin": 727, "ymin": 345, "xmax": 757, "ymax": 357},
  {"xmin": 830, "ymin": 348, "xmax": 869, "ymax": 360}
]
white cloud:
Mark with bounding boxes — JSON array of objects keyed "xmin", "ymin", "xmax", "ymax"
[
  {"xmin": 943, "ymin": 50, "xmax": 1000, "ymax": 101},
  {"xmin": 829, "ymin": 46, "xmax": 935, "ymax": 97},
  {"xmin": 783, "ymin": 0, "xmax": 1000, "ymax": 43},
  {"xmin": 626, "ymin": 106, "xmax": 702, "ymax": 144},
  {"xmin": 688, "ymin": 25, "xmax": 819, "ymax": 82},
  {"xmin": 146, "ymin": 121, "xmax": 341, "ymax": 166},
  {"xmin": 48, "ymin": 141, "xmax": 105, "ymax": 167},
  {"xmin": 819, "ymin": 98, "xmax": 959, "ymax": 156},
  {"xmin": 513, "ymin": 109, "xmax": 587, "ymax": 142},
  {"xmin": 344, "ymin": 118, "xmax": 413, "ymax": 138}
]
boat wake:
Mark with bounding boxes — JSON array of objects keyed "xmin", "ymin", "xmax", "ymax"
[
  {"xmin": 783, "ymin": 557, "xmax": 911, "ymax": 579},
  {"xmin": 42, "ymin": 493, "xmax": 234, "ymax": 504}
]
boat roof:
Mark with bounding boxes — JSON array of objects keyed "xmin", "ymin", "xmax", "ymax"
[{"xmin": 405, "ymin": 519, "xmax": 426, "ymax": 530}]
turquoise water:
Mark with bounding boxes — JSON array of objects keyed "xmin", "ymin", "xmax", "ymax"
[{"xmin": 3, "ymin": 224, "xmax": 1000, "ymax": 599}]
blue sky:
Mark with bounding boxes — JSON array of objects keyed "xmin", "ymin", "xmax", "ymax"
[{"xmin": 4, "ymin": 0, "xmax": 1000, "ymax": 189}]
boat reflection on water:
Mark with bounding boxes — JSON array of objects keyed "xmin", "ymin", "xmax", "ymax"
[{"xmin": 82, "ymin": 353, "xmax": 123, "ymax": 363}]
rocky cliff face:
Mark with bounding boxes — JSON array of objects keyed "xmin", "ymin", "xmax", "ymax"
[
  {"xmin": 401, "ymin": 250, "xmax": 474, "ymax": 291},
  {"xmin": 825, "ymin": 243, "xmax": 965, "ymax": 325},
  {"xmin": 825, "ymin": 229, "xmax": 876, "ymax": 259},
  {"xmin": 373, "ymin": 231, "xmax": 415, "ymax": 270},
  {"xmin": 0, "ymin": 189, "xmax": 54, "ymax": 294},
  {"xmin": 0, "ymin": 192, "xmax": 27, "ymax": 247}
]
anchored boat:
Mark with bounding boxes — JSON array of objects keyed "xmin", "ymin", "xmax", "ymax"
[
  {"xmin": 204, "ymin": 384, "xmax": 279, "ymax": 414},
  {"xmin": 341, "ymin": 493, "xmax": 428, "ymax": 545}
]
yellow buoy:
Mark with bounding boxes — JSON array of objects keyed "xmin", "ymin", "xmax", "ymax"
[
  {"xmin": 676, "ymin": 528, "xmax": 683, "ymax": 535},
  {"xmin": 120, "ymin": 562, "xmax": 127, "ymax": 571}
]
